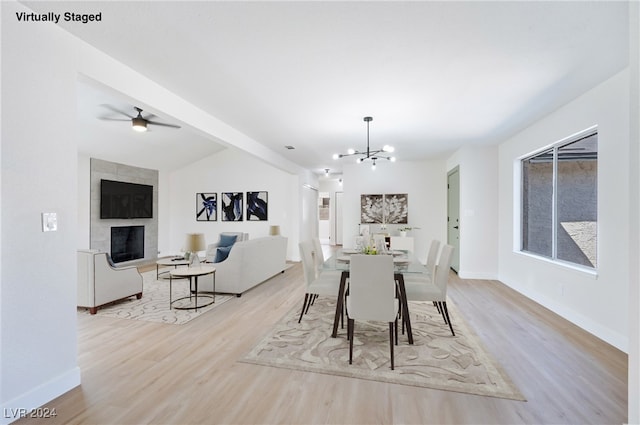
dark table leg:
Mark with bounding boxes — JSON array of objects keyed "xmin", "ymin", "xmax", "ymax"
[
  {"xmin": 395, "ymin": 273, "xmax": 414, "ymax": 345},
  {"xmin": 332, "ymin": 271, "xmax": 348, "ymax": 338},
  {"xmin": 193, "ymin": 276, "xmax": 198, "ymax": 310}
]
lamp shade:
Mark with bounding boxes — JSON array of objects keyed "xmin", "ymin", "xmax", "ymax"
[
  {"xmin": 185, "ymin": 233, "xmax": 206, "ymax": 252},
  {"xmin": 269, "ymin": 225, "xmax": 280, "ymax": 236}
]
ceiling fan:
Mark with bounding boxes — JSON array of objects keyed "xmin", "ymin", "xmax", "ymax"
[{"xmin": 99, "ymin": 105, "xmax": 181, "ymax": 132}]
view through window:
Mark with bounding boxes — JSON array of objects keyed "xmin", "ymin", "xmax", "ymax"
[{"xmin": 521, "ymin": 131, "xmax": 598, "ymax": 269}]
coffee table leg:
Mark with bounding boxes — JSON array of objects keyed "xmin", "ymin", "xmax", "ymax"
[{"xmin": 194, "ymin": 276, "xmax": 198, "ymax": 310}]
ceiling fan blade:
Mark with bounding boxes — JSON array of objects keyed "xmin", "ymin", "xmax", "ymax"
[
  {"xmin": 147, "ymin": 120, "xmax": 181, "ymax": 129},
  {"xmin": 99, "ymin": 104, "xmax": 134, "ymax": 119},
  {"xmin": 98, "ymin": 116, "xmax": 131, "ymax": 122}
]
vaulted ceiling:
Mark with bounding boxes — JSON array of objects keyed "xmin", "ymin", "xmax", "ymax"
[{"xmin": 25, "ymin": 1, "xmax": 629, "ymax": 174}]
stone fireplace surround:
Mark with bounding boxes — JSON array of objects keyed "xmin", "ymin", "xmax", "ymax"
[{"xmin": 90, "ymin": 158, "xmax": 159, "ymax": 265}]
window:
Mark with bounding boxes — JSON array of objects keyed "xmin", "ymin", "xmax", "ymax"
[{"xmin": 521, "ymin": 130, "xmax": 598, "ymax": 269}]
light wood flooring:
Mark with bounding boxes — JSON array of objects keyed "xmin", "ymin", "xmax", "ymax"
[{"xmin": 18, "ymin": 258, "xmax": 627, "ymax": 424}]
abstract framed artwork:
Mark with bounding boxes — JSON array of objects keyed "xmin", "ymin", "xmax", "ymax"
[
  {"xmin": 196, "ymin": 193, "xmax": 217, "ymax": 221},
  {"xmin": 360, "ymin": 193, "xmax": 408, "ymax": 224},
  {"xmin": 360, "ymin": 194, "xmax": 384, "ymax": 223},
  {"xmin": 384, "ymin": 193, "xmax": 408, "ymax": 224},
  {"xmin": 246, "ymin": 191, "xmax": 268, "ymax": 221},
  {"xmin": 222, "ymin": 192, "xmax": 243, "ymax": 221}
]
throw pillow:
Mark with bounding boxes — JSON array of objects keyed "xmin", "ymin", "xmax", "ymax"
[
  {"xmin": 214, "ymin": 246, "xmax": 232, "ymax": 263},
  {"xmin": 218, "ymin": 234, "xmax": 238, "ymax": 248}
]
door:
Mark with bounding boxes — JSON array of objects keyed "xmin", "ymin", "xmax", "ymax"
[
  {"xmin": 447, "ymin": 167, "xmax": 460, "ymax": 272},
  {"xmin": 335, "ymin": 191, "xmax": 344, "ymax": 245}
]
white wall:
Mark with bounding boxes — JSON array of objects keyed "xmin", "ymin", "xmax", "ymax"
[
  {"xmin": 342, "ymin": 160, "xmax": 447, "ymax": 261},
  {"xmin": 1, "ymin": 3, "xmax": 81, "ymax": 422},
  {"xmin": 628, "ymin": 2, "xmax": 640, "ymax": 422},
  {"xmin": 498, "ymin": 69, "xmax": 630, "ymax": 351},
  {"xmin": 446, "ymin": 146, "xmax": 499, "ymax": 279},
  {"xmin": 77, "ymin": 154, "xmax": 91, "ymax": 249},
  {"xmin": 167, "ymin": 148, "xmax": 299, "ymax": 260}
]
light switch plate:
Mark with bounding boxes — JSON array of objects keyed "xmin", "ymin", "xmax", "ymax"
[{"xmin": 42, "ymin": 212, "xmax": 58, "ymax": 232}]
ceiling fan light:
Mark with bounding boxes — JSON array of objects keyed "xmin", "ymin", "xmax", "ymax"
[
  {"xmin": 390, "ymin": 156, "xmax": 397, "ymax": 162},
  {"xmin": 332, "ymin": 153, "xmax": 340, "ymax": 160},
  {"xmin": 347, "ymin": 148, "xmax": 356, "ymax": 155},
  {"xmin": 132, "ymin": 117, "xmax": 147, "ymax": 132}
]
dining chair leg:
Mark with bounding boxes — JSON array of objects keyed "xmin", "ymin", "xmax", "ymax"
[
  {"xmin": 305, "ymin": 294, "xmax": 315, "ymax": 314},
  {"xmin": 441, "ymin": 301, "xmax": 455, "ymax": 336},
  {"xmin": 298, "ymin": 293, "xmax": 310, "ymax": 323},
  {"xmin": 434, "ymin": 301, "xmax": 442, "ymax": 315},
  {"xmin": 348, "ymin": 318, "xmax": 355, "ymax": 364},
  {"xmin": 394, "ymin": 318, "xmax": 398, "ymax": 346},
  {"xmin": 389, "ymin": 322, "xmax": 395, "ymax": 370},
  {"xmin": 437, "ymin": 301, "xmax": 448, "ymax": 324}
]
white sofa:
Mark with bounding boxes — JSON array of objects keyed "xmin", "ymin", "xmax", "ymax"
[
  {"xmin": 77, "ymin": 249, "xmax": 143, "ymax": 314},
  {"xmin": 202, "ymin": 236, "xmax": 287, "ymax": 296}
]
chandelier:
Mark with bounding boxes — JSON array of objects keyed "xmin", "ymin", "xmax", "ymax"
[{"xmin": 332, "ymin": 116, "xmax": 396, "ymax": 170}]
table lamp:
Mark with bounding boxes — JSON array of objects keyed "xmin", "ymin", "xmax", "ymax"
[{"xmin": 185, "ymin": 233, "xmax": 206, "ymax": 266}]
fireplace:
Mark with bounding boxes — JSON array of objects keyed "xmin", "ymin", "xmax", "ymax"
[{"xmin": 111, "ymin": 225, "xmax": 144, "ymax": 263}]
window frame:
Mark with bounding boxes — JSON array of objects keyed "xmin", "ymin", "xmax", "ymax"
[{"xmin": 517, "ymin": 125, "xmax": 598, "ymax": 273}]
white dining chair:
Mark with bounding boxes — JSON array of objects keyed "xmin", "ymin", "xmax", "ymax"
[
  {"xmin": 347, "ymin": 254, "xmax": 399, "ymax": 370},
  {"xmin": 424, "ymin": 239, "xmax": 441, "ymax": 276},
  {"xmin": 298, "ymin": 240, "xmax": 341, "ymax": 323},
  {"xmin": 312, "ymin": 237, "xmax": 342, "ymax": 280},
  {"xmin": 404, "ymin": 244, "xmax": 455, "ymax": 335}
]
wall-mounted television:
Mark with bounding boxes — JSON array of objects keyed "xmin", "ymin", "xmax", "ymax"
[{"xmin": 100, "ymin": 179, "xmax": 153, "ymax": 219}]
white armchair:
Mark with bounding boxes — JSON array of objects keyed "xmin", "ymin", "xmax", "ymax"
[{"xmin": 77, "ymin": 250, "xmax": 143, "ymax": 314}]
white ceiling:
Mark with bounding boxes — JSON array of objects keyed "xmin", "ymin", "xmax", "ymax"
[{"xmin": 26, "ymin": 1, "xmax": 629, "ymax": 175}]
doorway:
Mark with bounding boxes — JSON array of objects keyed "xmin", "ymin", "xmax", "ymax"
[
  {"xmin": 335, "ymin": 191, "xmax": 343, "ymax": 245},
  {"xmin": 447, "ymin": 167, "xmax": 460, "ymax": 272}
]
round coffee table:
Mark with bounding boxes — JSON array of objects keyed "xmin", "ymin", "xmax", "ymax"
[
  {"xmin": 156, "ymin": 258, "xmax": 190, "ymax": 279},
  {"xmin": 169, "ymin": 266, "xmax": 216, "ymax": 310}
]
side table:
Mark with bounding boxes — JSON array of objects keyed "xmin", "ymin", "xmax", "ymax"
[
  {"xmin": 169, "ymin": 266, "xmax": 216, "ymax": 310},
  {"xmin": 156, "ymin": 258, "xmax": 190, "ymax": 279}
]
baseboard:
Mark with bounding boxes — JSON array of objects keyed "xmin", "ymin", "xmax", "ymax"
[
  {"xmin": 500, "ymin": 278, "xmax": 628, "ymax": 353},
  {"xmin": 0, "ymin": 367, "xmax": 80, "ymax": 425}
]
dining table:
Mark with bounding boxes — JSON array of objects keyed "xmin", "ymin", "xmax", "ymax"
[{"xmin": 323, "ymin": 248, "xmax": 431, "ymax": 345}]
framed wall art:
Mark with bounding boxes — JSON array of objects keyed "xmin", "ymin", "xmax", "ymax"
[
  {"xmin": 246, "ymin": 191, "xmax": 268, "ymax": 221},
  {"xmin": 360, "ymin": 193, "xmax": 408, "ymax": 224},
  {"xmin": 222, "ymin": 192, "xmax": 243, "ymax": 221},
  {"xmin": 384, "ymin": 193, "xmax": 408, "ymax": 224},
  {"xmin": 360, "ymin": 194, "xmax": 384, "ymax": 223},
  {"xmin": 196, "ymin": 193, "xmax": 217, "ymax": 221}
]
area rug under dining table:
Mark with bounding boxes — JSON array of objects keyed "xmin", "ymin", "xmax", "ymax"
[{"xmin": 240, "ymin": 296, "xmax": 525, "ymax": 401}]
